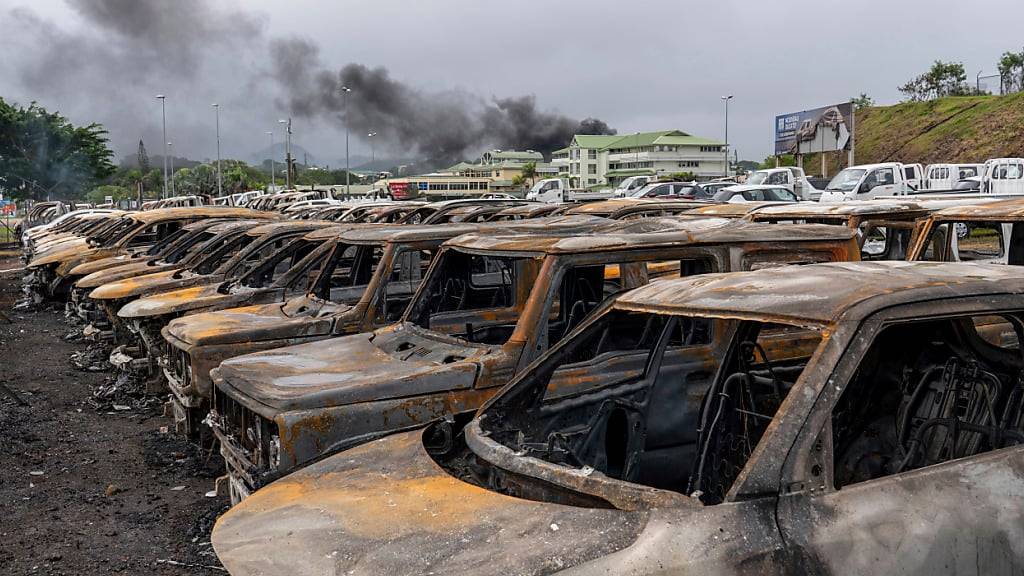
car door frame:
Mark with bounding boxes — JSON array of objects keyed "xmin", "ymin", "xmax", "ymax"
[{"xmin": 773, "ymin": 295, "xmax": 1024, "ymax": 575}]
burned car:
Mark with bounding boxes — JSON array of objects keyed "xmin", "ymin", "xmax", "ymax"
[
  {"xmin": 207, "ymin": 218, "xmax": 859, "ymax": 501},
  {"xmin": 87, "ymin": 221, "xmax": 331, "ymax": 341},
  {"xmin": 161, "ymin": 223, "xmax": 481, "ymax": 437},
  {"xmin": 69, "ymin": 219, "xmax": 261, "ymax": 326},
  {"xmin": 26, "ymin": 207, "xmax": 266, "ymax": 300},
  {"xmin": 908, "ymin": 197, "xmax": 1024, "ymax": 264},
  {"xmin": 112, "ymin": 225, "xmax": 350, "ymax": 374},
  {"xmin": 162, "ymin": 217, "xmax": 606, "ymax": 437},
  {"xmin": 745, "ymin": 200, "xmax": 931, "ymax": 260},
  {"xmin": 215, "ymin": 261, "xmax": 1024, "ymax": 575}
]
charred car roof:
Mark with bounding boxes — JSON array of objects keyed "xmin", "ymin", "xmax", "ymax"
[
  {"xmin": 445, "ymin": 217, "xmax": 857, "ymax": 255},
  {"xmin": 926, "ymin": 197, "xmax": 1024, "ymax": 220},
  {"xmin": 126, "ymin": 206, "xmax": 273, "ymax": 224},
  {"xmin": 748, "ymin": 200, "xmax": 928, "ymax": 219},
  {"xmin": 615, "ymin": 260, "xmax": 1024, "ymax": 326}
]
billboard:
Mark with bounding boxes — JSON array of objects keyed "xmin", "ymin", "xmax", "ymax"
[{"xmin": 774, "ymin": 102, "xmax": 854, "ymax": 156}]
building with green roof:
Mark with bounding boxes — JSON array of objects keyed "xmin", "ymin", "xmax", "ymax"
[{"xmin": 562, "ymin": 129, "xmax": 727, "ymax": 187}]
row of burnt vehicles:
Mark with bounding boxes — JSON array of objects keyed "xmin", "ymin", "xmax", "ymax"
[{"xmin": 21, "ymin": 195, "xmax": 1024, "ymax": 575}]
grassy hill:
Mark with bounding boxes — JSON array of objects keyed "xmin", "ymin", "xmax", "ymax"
[{"xmin": 798, "ymin": 92, "xmax": 1024, "ymax": 177}]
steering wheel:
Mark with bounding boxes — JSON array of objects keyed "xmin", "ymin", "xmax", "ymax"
[{"xmin": 440, "ymin": 277, "xmax": 467, "ymax": 311}]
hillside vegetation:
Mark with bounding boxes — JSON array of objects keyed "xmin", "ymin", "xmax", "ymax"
[{"xmin": 799, "ymin": 92, "xmax": 1024, "ymax": 176}]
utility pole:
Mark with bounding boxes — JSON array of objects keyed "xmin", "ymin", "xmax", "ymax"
[
  {"xmin": 212, "ymin": 103, "xmax": 222, "ymax": 197},
  {"xmin": 156, "ymin": 95, "xmax": 167, "ymax": 198},
  {"xmin": 278, "ymin": 118, "xmax": 292, "ymax": 189},
  {"xmin": 168, "ymin": 142, "xmax": 175, "ymax": 196},
  {"xmin": 721, "ymin": 95, "xmax": 734, "ymax": 177},
  {"xmin": 266, "ymin": 131, "xmax": 275, "ymax": 191},
  {"xmin": 341, "ymin": 86, "xmax": 352, "ymax": 195}
]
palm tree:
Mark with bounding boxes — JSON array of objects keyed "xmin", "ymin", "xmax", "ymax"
[{"xmin": 521, "ymin": 162, "xmax": 538, "ymax": 187}]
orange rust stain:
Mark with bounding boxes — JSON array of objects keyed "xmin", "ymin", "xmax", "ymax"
[{"xmin": 234, "ymin": 466, "xmax": 510, "ymax": 539}]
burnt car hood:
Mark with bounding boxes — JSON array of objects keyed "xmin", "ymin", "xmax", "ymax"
[
  {"xmin": 212, "ymin": 429, "xmax": 646, "ymax": 576},
  {"xmin": 216, "ymin": 332, "xmax": 478, "ymax": 413},
  {"xmin": 69, "ymin": 253, "xmax": 139, "ymax": 277},
  {"xmin": 76, "ymin": 259, "xmax": 177, "ymax": 289},
  {"xmin": 28, "ymin": 242, "xmax": 99, "ymax": 269},
  {"xmin": 117, "ymin": 282, "xmax": 251, "ymax": 319},
  {"xmin": 89, "ymin": 270, "xmax": 213, "ymax": 301},
  {"xmin": 166, "ymin": 300, "xmax": 341, "ymax": 347}
]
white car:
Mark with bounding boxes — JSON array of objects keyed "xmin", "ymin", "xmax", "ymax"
[{"xmin": 712, "ymin": 185, "xmax": 799, "ymax": 203}]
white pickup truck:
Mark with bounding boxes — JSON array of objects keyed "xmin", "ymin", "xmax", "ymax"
[
  {"xmin": 818, "ymin": 162, "xmax": 916, "ymax": 202},
  {"xmin": 526, "ymin": 178, "xmax": 616, "ymax": 203},
  {"xmin": 746, "ymin": 167, "xmax": 822, "ymax": 200}
]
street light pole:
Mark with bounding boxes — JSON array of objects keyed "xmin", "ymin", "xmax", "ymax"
[
  {"xmin": 721, "ymin": 95, "xmax": 734, "ymax": 177},
  {"xmin": 266, "ymin": 131, "xmax": 275, "ymax": 191},
  {"xmin": 212, "ymin": 103, "xmax": 222, "ymax": 197},
  {"xmin": 367, "ymin": 132, "xmax": 377, "ymax": 164},
  {"xmin": 278, "ymin": 118, "xmax": 292, "ymax": 189},
  {"xmin": 341, "ymin": 86, "xmax": 352, "ymax": 195},
  {"xmin": 156, "ymin": 95, "xmax": 167, "ymax": 198},
  {"xmin": 168, "ymin": 142, "xmax": 175, "ymax": 196}
]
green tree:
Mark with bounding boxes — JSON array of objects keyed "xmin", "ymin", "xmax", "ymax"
[
  {"xmin": 760, "ymin": 155, "xmax": 797, "ymax": 169},
  {"xmin": 520, "ymin": 161, "xmax": 538, "ymax": 186},
  {"xmin": 850, "ymin": 93, "xmax": 875, "ymax": 110},
  {"xmin": 0, "ymin": 98, "xmax": 114, "ymax": 200},
  {"xmin": 998, "ymin": 50, "xmax": 1024, "ymax": 94},
  {"xmin": 898, "ymin": 61, "xmax": 984, "ymax": 101},
  {"xmin": 86, "ymin": 184, "xmax": 132, "ymax": 204},
  {"xmin": 511, "ymin": 174, "xmax": 526, "ymax": 187}
]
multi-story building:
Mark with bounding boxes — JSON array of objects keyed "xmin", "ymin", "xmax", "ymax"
[{"xmin": 564, "ymin": 130, "xmax": 727, "ymax": 187}]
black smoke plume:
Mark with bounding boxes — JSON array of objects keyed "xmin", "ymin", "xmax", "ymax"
[
  {"xmin": 270, "ymin": 39, "xmax": 616, "ymax": 166},
  {"xmin": 3, "ymin": 1, "xmax": 615, "ymax": 168}
]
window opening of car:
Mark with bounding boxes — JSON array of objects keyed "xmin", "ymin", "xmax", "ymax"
[
  {"xmin": 375, "ymin": 248, "xmax": 435, "ymax": 323},
  {"xmin": 830, "ymin": 313, "xmax": 1024, "ymax": 489},
  {"xmin": 408, "ymin": 250, "xmax": 536, "ymax": 345}
]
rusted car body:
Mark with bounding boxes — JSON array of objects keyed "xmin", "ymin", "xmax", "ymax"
[
  {"xmin": 745, "ymin": 200, "xmax": 931, "ymax": 260},
  {"xmin": 26, "ymin": 207, "xmax": 268, "ymax": 299},
  {"xmin": 25, "ymin": 211, "xmax": 127, "ymax": 262},
  {"xmin": 161, "ymin": 217, "xmax": 608, "ymax": 437},
  {"xmin": 22, "ymin": 210, "xmax": 126, "ymax": 260},
  {"xmin": 113, "ymin": 225, "xmax": 350, "ymax": 375},
  {"xmin": 70, "ymin": 220, "xmax": 264, "ymax": 328},
  {"xmin": 161, "ymin": 223, "xmax": 482, "ymax": 436},
  {"xmin": 398, "ymin": 199, "xmax": 528, "ymax": 224},
  {"xmin": 564, "ymin": 198, "xmax": 715, "ymax": 220},
  {"xmin": 487, "ymin": 203, "xmax": 569, "ymax": 221},
  {"xmin": 85, "ymin": 221, "xmax": 330, "ymax": 355},
  {"xmin": 207, "ymin": 218, "xmax": 859, "ymax": 501},
  {"xmin": 907, "ymin": 197, "xmax": 1024, "ymax": 264},
  {"xmin": 215, "ymin": 261, "xmax": 1024, "ymax": 575}
]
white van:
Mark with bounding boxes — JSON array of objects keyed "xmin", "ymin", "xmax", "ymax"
[
  {"xmin": 924, "ymin": 163, "xmax": 985, "ymax": 190},
  {"xmin": 819, "ymin": 162, "xmax": 913, "ymax": 202},
  {"xmin": 982, "ymin": 158, "xmax": 1024, "ymax": 195}
]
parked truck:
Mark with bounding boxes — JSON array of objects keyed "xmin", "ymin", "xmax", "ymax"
[
  {"xmin": 818, "ymin": 162, "xmax": 915, "ymax": 202},
  {"xmin": 745, "ymin": 167, "xmax": 822, "ymax": 200},
  {"xmin": 526, "ymin": 178, "xmax": 615, "ymax": 204}
]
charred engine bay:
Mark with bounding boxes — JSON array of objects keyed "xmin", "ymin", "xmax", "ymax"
[{"xmin": 0, "ymin": 250, "xmax": 229, "ymax": 575}]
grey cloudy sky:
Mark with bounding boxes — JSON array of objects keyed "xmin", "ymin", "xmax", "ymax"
[{"xmin": 2, "ymin": 0, "xmax": 1022, "ymax": 166}]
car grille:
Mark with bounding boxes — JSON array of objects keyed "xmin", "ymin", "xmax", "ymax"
[
  {"xmin": 214, "ymin": 389, "xmax": 276, "ymax": 473},
  {"xmin": 170, "ymin": 348, "xmax": 192, "ymax": 391}
]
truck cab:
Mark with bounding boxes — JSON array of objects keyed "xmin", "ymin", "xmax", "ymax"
[
  {"xmin": 819, "ymin": 162, "xmax": 912, "ymax": 202},
  {"xmin": 746, "ymin": 167, "xmax": 821, "ymax": 200},
  {"xmin": 526, "ymin": 178, "xmax": 568, "ymax": 203},
  {"xmin": 982, "ymin": 158, "xmax": 1024, "ymax": 195}
]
